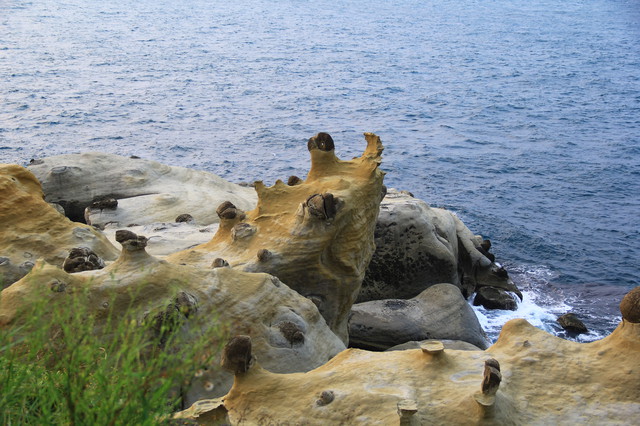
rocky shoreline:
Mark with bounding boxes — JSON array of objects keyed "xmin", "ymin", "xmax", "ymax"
[{"xmin": 1, "ymin": 133, "xmax": 638, "ymax": 424}]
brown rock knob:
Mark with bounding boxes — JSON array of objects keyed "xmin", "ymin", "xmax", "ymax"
[
  {"xmin": 287, "ymin": 175, "xmax": 302, "ymax": 186},
  {"xmin": 482, "ymin": 358, "xmax": 502, "ymax": 396},
  {"xmin": 221, "ymin": 335, "xmax": 253, "ymax": 374},
  {"xmin": 307, "ymin": 132, "xmax": 335, "ymax": 152},
  {"xmin": 216, "ymin": 201, "xmax": 237, "ymax": 219},
  {"xmin": 620, "ymin": 286, "xmax": 640, "ymax": 323}
]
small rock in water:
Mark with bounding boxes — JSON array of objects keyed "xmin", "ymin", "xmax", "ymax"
[
  {"xmin": 473, "ymin": 286, "xmax": 518, "ymax": 311},
  {"xmin": 557, "ymin": 312, "xmax": 589, "ymax": 334}
]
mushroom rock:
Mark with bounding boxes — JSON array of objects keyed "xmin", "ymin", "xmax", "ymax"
[
  {"xmin": 348, "ymin": 283, "xmax": 491, "ymax": 350},
  {"xmin": 176, "ymin": 287, "xmax": 640, "ymax": 425},
  {"xmin": 0, "ymin": 231, "xmax": 345, "ymax": 406},
  {"xmin": 167, "ymin": 133, "xmax": 386, "ymax": 343},
  {"xmin": 62, "ymin": 247, "xmax": 106, "ymax": 273},
  {"xmin": 386, "ymin": 339, "xmax": 482, "ymax": 352},
  {"xmin": 359, "ymin": 189, "xmax": 521, "ymax": 303},
  {"xmin": 0, "ymin": 164, "xmax": 119, "ymax": 288},
  {"xmin": 102, "ymin": 222, "xmax": 218, "ymax": 257},
  {"xmin": 27, "ymin": 152, "xmax": 257, "ymax": 226}
]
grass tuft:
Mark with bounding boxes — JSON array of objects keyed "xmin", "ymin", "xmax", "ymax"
[{"xmin": 0, "ymin": 283, "xmax": 226, "ymax": 425}]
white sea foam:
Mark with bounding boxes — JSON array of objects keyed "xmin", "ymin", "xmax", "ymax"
[
  {"xmin": 472, "ymin": 288, "xmax": 571, "ymax": 342},
  {"xmin": 469, "ymin": 264, "xmax": 615, "ymax": 343}
]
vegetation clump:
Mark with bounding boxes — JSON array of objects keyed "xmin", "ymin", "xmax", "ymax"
[{"xmin": 0, "ymin": 283, "xmax": 226, "ymax": 425}]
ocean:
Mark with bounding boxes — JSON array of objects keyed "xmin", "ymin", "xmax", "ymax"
[{"xmin": 1, "ymin": 0, "xmax": 639, "ymax": 342}]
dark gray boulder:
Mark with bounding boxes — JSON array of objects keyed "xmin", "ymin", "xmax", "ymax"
[
  {"xmin": 348, "ymin": 283, "xmax": 490, "ymax": 350},
  {"xmin": 473, "ymin": 286, "xmax": 519, "ymax": 311},
  {"xmin": 557, "ymin": 313, "xmax": 589, "ymax": 334},
  {"xmin": 358, "ymin": 189, "xmax": 521, "ymax": 303}
]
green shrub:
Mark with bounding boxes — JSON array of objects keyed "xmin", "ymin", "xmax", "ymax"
[{"xmin": 0, "ymin": 285, "xmax": 226, "ymax": 425}]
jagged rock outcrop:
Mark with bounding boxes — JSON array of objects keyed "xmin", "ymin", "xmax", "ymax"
[
  {"xmin": 27, "ymin": 153, "xmax": 257, "ymax": 226},
  {"xmin": 167, "ymin": 133, "xmax": 386, "ymax": 343},
  {"xmin": 175, "ymin": 287, "xmax": 640, "ymax": 425},
  {"xmin": 348, "ymin": 283, "xmax": 490, "ymax": 350},
  {"xmin": 0, "ymin": 231, "xmax": 345, "ymax": 406},
  {"xmin": 358, "ymin": 189, "xmax": 521, "ymax": 304},
  {"xmin": 0, "ymin": 164, "xmax": 119, "ymax": 288}
]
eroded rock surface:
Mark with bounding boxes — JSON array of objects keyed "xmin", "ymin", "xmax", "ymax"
[
  {"xmin": 168, "ymin": 133, "xmax": 386, "ymax": 343},
  {"xmin": 27, "ymin": 153, "xmax": 257, "ymax": 226},
  {"xmin": 102, "ymin": 222, "xmax": 217, "ymax": 257},
  {"xmin": 348, "ymin": 283, "xmax": 490, "ymax": 350},
  {"xmin": 176, "ymin": 287, "xmax": 640, "ymax": 425},
  {"xmin": 386, "ymin": 339, "xmax": 482, "ymax": 352},
  {"xmin": 359, "ymin": 189, "xmax": 521, "ymax": 304},
  {"xmin": 0, "ymin": 164, "xmax": 119, "ymax": 287},
  {"xmin": 0, "ymin": 231, "xmax": 345, "ymax": 406}
]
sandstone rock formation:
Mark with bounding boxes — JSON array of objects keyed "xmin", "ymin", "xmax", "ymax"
[
  {"xmin": 358, "ymin": 189, "xmax": 522, "ymax": 304},
  {"xmin": 176, "ymin": 287, "xmax": 640, "ymax": 425},
  {"xmin": 0, "ymin": 231, "xmax": 345, "ymax": 406},
  {"xmin": 386, "ymin": 339, "xmax": 482, "ymax": 352},
  {"xmin": 0, "ymin": 164, "xmax": 119, "ymax": 288},
  {"xmin": 348, "ymin": 283, "xmax": 490, "ymax": 350},
  {"xmin": 27, "ymin": 153, "xmax": 257, "ymax": 226},
  {"xmin": 102, "ymin": 222, "xmax": 217, "ymax": 257},
  {"xmin": 167, "ymin": 133, "xmax": 386, "ymax": 343}
]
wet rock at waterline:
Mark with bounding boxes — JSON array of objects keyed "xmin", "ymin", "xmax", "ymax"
[
  {"xmin": 473, "ymin": 286, "xmax": 520, "ymax": 311},
  {"xmin": 358, "ymin": 189, "xmax": 521, "ymax": 304},
  {"xmin": 557, "ymin": 312, "xmax": 589, "ymax": 334}
]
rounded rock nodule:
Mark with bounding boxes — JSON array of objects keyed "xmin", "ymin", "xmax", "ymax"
[
  {"xmin": 316, "ymin": 390, "xmax": 334, "ymax": 406},
  {"xmin": 307, "ymin": 132, "xmax": 335, "ymax": 152},
  {"xmin": 175, "ymin": 213, "xmax": 194, "ymax": 223},
  {"xmin": 620, "ymin": 286, "xmax": 640, "ymax": 323}
]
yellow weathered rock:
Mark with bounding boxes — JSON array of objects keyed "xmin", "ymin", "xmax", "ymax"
[
  {"xmin": 168, "ymin": 133, "xmax": 386, "ymax": 343},
  {"xmin": 0, "ymin": 231, "xmax": 345, "ymax": 404},
  {"xmin": 0, "ymin": 164, "xmax": 119, "ymax": 286},
  {"xmin": 177, "ymin": 288, "xmax": 640, "ymax": 425}
]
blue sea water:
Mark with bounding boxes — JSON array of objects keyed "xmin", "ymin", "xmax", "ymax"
[{"xmin": 1, "ymin": 0, "xmax": 639, "ymax": 341}]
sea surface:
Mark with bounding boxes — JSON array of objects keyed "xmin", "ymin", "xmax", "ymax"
[{"xmin": 2, "ymin": 0, "xmax": 639, "ymax": 342}]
